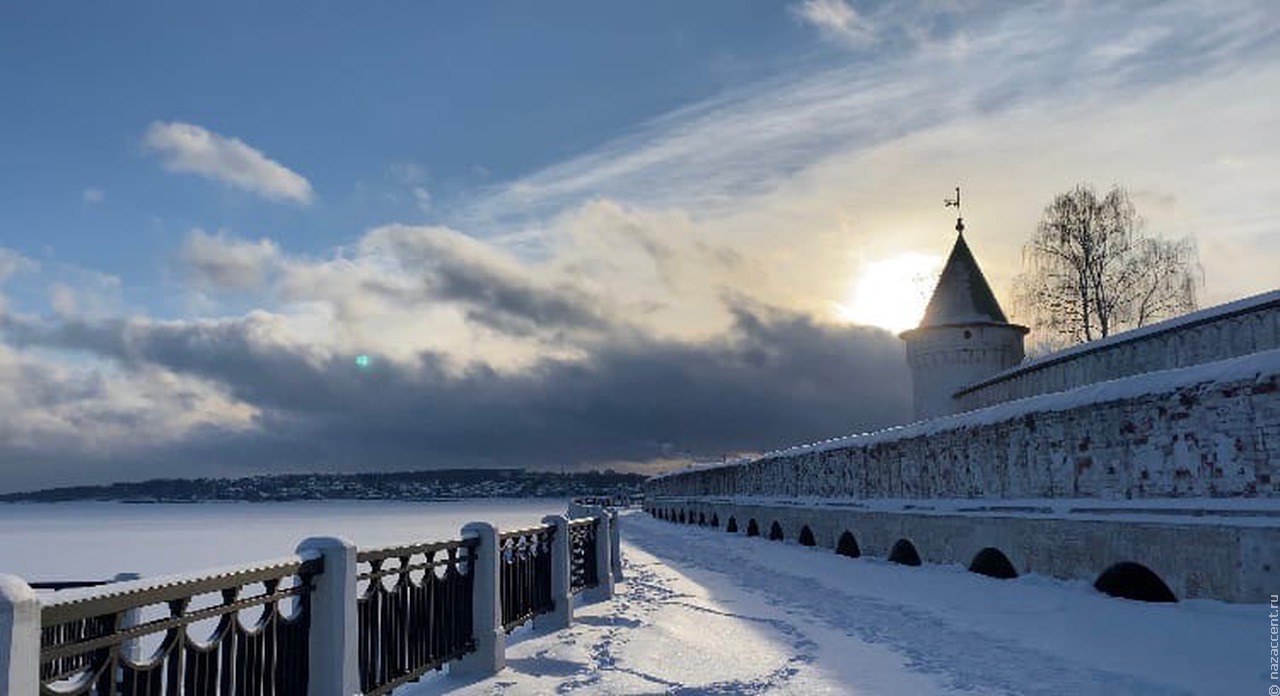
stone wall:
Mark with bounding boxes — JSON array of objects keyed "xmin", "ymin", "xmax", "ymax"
[
  {"xmin": 643, "ymin": 498, "xmax": 1280, "ymax": 602},
  {"xmin": 647, "ymin": 349, "xmax": 1280, "ymax": 501},
  {"xmin": 954, "ymin": 290, "xmax": 1280, "ymax": 411}
]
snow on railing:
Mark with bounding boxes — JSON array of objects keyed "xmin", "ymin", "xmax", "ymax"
[{"xmin": 0, "ymin": 506, "xmax": 622, "ymax": 696}]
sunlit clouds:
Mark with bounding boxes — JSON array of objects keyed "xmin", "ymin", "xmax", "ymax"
[
  {"xmin": 836, "ymin": 253, "xmax": 943, "ymax": 334},
  {"xmin": 0, "ymin": 1, "xmax": 1276, "ymax": 491},
  {"xmin": 143, "ymin": 121, "xmax": 315, "ymax": 205}
]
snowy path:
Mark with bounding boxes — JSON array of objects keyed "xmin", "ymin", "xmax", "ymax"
[{"xmin": 404, "ymin": 510, "xmax": 1262, "ymax": 695}]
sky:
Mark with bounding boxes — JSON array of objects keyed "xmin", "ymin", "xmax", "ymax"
[{"xmin": 0, "ymin": 1, "xmax": 1277, "ymax": 492}]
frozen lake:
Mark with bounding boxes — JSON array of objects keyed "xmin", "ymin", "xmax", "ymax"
[{"xmin": 0, "ymin": 499, "xmax": 569, "ymax": 582}]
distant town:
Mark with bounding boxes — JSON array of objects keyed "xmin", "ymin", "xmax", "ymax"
[{"xmin": 0, "ymin": 468, "xmax": 646, "ymax": 504}]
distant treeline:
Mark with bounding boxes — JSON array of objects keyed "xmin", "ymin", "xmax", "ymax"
[{"xmin": 0, "ymin": 468, "xmax": 647, "ymax": 503}]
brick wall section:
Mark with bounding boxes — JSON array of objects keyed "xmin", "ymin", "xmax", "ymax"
[{"xmin": 647, "ymin": 355, "xmax": 1280, "ymax": 500}]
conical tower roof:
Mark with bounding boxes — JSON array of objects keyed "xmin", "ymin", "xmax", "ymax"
[{"xmin": 916, "ymin": 230, "xmax": 1010, "ymax": 327}]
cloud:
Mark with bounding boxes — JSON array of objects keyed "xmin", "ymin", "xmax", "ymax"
[
  {"xmin": 413, "ymin": 186, "xmax": 431, "ymax": 213},
  {"xmin": 357, "ymin": 224, "xmax": 608, "ymax": 337},
  {"xmin": 143, "ymin": 121, "xmax": 314, "ymax": 204},
  {"xmin": 4, "ymin": 1, "xmax": 1277, "ymax": 493},
  {"xmin": 182, "ymin": 228, "xmax": 281, "ymax": 291},
  {"xmin": 457, "ymin": 1, "xmax": 1279, "ymax": 310},
  {"xmin": 0, "ymin": 342, "xmax": 257, "ymax": 489},
  {"xmin": 49, "ymin": 283, "xmax": 78, "ymax": 316},
  {"xmin": 388, "ymin": 162, "xmax": 426, "ymax": 185},
  {"xmin": 0, "ymin": 207, "xmax": 913, "ymax": 492},
  {"xmin": 0, "ymin": 248, "xmax": 39, "ymax": 284},
  {"xmin": 792, "ymin": 0, "xmax": 875, "ymax": 46},
  {"xmin": 461, "ymin": 2, "xmax": 1273, "ymax": 225},
  {"xmin": 82, "ymin": 187, "xmax": 104, "ymax": 204},
  {"xmin": 0, "ymin": 301, "xmax": 908, "ymax": 492}
]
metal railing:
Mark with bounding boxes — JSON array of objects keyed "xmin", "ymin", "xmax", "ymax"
[
  {"xmin": 4, "ymin": 509, "xmax": 619, "ymax": 694},
  {"xmin": 32, "ymin": 579, "xmax": 121, "ymax": 687},
  {"xmin": 38, "ymin": 556, "xmax": 320, "ymax": 696},
  {"xmin": 355, "ymin": 538, "xmax": 478, "ymax": 696},
  {"xmin": 497, "ymin": 525, "xmax": 554, "ymax": 633},
  {"xmin": 567, "ymin": 518, "xmax": 600, "ymax": 595}
]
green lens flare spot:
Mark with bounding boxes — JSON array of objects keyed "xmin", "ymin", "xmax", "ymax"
[{"xmin": 355, "ymin": 354, "xmax": 371, "ymax": 368}]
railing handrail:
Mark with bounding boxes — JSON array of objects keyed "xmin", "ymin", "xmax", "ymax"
[
  {"xmin": 40, "ymin": 578, "xmax": 312, "ymax": 663},
  {"xmin": 41, "ymin": 552, "xmax": 321, "ymax": 627},
  {"xmin": 498, "ymin": 523, "xmax": 554, "ymax": 541},
  {"xmin": 356, "ymin": 536, "xmax": 478, "ymax": 565}
]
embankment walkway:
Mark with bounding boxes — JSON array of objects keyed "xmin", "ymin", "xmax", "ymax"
[{"xmin": 409, "ymin": 510, "xmax": 1259, "ymax": 695}]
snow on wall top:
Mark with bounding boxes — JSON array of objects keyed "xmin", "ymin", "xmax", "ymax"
[{"xmin": 955, "ymin": 288, "xmax": 1280, "ymax": 396}]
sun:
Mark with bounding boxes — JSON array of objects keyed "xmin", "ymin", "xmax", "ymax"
[{"xmin": 835, "ymin": 252, "xmax": 943, "ymax": 334}]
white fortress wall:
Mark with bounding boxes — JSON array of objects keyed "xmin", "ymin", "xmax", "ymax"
[
  {"xmin": 954, "ymin": 290, "xmax": 1280, "ymax": 411},
  {"xmin": 647, "ymin": 347, "xmax": 1280, "ymax": 501}
]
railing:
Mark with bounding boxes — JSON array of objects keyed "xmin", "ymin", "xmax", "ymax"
[
  {"xmin": 356, "ymin": 538, "xmax": 478, "ymax": 696},
  {"xmin": 568, "ymin": 518, "xmax": 599, "ymax": 595},
  {"xmin": 497, "ymin": 525, "xmax": 555, "ymax": 633},
  {"xmin": 2, "ymin": 508, "xmax": 620, "ymax": 695},
  {"xmin": 30, "ymin": 576, "xmax": 136, "ymax": 688},
  {"xmin": 38, "ymin": 556, "xmax": 320, "ymax": 696}
]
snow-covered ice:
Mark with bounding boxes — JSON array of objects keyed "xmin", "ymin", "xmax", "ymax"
[
  {"xmin": 0, "ymin": 499, "xmax": 568, "ymax": 580},
  {"xmin": 408, "ymin": 510, "xmax": 1265, "ymax": 695}
]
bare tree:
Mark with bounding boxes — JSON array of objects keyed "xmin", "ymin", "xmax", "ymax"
[{"xmin": 1014, "ymin": 184, "xmax": 1201, "ymax": 348}]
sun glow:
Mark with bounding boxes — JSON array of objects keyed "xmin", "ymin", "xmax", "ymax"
[{"xmin": 836, "ymin": 252, "xmax": 943, "ymax": 334}]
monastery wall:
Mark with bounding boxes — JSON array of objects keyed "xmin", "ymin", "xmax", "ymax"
[
  {"xmin": 647, "ymin": 349, "xmax": 1280, "ymax": 501},
  {"xmin": 953, "ymin": 290, "xmax": 1280, "ymax": 412}
]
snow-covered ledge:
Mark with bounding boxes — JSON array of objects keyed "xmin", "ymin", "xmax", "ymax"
[
  {"xmin": 295, "ymin": 536, "xmax": 359, "ymax": 696},
  {"xmin": 542, "ymin": 514, "xmax": 574, "ymax": 629}
]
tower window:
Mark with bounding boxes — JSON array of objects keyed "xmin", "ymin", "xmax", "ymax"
[{"xmin": 963, "ymin": 330, "xmax": 972, "ymax": 339}]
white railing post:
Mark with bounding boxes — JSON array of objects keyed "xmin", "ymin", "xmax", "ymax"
[
  {"xmin": 541, "ymin": 515, "xmax": 573, "ymax": 629},
  {"xmin": 453, "ymin": 522, "xmax": 505, "ymax": 676},
  {"xmin": 295, "ymin": 536, "xmax": 359, "ymax": 696},
  {"xmin": 595, "ymin": 512, "xmax": 615, "ymax": 599},
  {"xmin": 608, "ymin": 509, "xmax": 623, "ymax": 582},
  {"xmin": 577, "ymin": 511, "xmax": 614, "ymax": 604},
  {"xmin": 0, "ymin": 574, "xmax": 39, "ymax": 696}
]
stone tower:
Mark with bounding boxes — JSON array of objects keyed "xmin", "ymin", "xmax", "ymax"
[{"xmin": 899, "ymin": 217, "xmax": 1028, "ymax": 420}]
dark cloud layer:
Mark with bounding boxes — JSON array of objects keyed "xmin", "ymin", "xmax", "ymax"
[{"xmin": 0, "ymin": 304, "xmax": 909, "ymax": 492}]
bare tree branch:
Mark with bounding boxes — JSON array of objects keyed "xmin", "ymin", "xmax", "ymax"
[{"xmin": 1012, "ymin": 183, "xmax": 1202, "ymax": 349}]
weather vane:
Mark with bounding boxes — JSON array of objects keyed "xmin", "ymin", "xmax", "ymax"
[{"xmin": 944, "ymin": 186, "xmax": 964, "ymax": 234}]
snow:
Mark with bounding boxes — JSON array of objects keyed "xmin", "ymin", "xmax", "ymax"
[
  {"xmin": 0, "ymin": 499, "xmax": 568, "ymax": 581},
  {"xmin": 961, "ymin": 288, "xmax": 1280, "ymax": 393},
  {"xmin": 3, "ymin": 502, "xmax": 1268, "ymax": 694},
  {"xmin": 405, "ymin": 510, "xmax": 1266, "ymax": 695}
]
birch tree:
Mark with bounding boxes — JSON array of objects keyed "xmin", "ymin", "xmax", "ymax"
[{"xmin": 1014, "ymin": 184, "xmax": 1201, "ymax": 347}]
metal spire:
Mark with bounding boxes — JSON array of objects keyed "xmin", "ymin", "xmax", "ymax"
[{"xmin": 944, "ymin": 186, "xmax": 963, "ymax": 234}]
